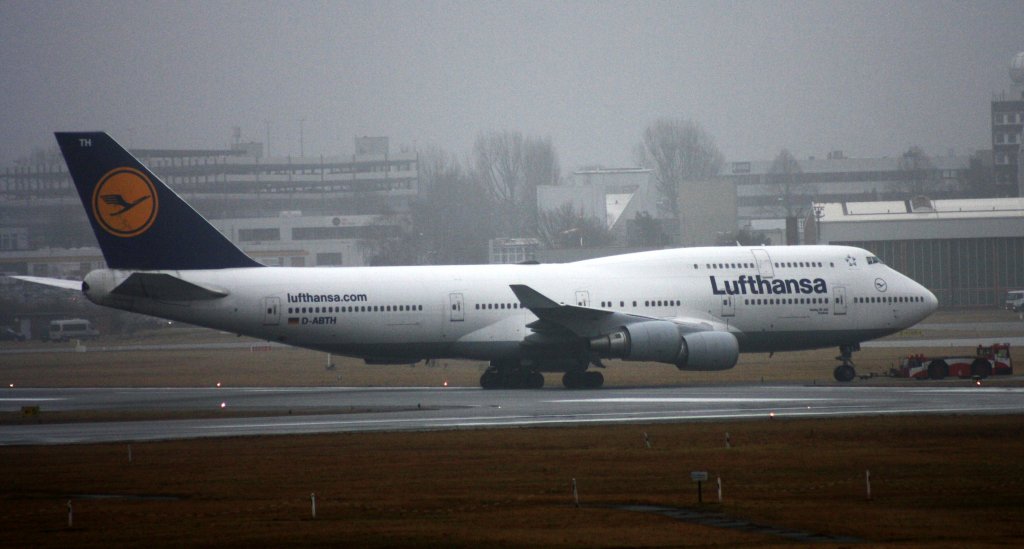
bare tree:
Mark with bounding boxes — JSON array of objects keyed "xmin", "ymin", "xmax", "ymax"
[
  {"xmin": 521, "ymin": 136, "xmax": 560, "ymax": 233},
  {"xmin": 635, "ymin": 118, "xmax": 723, "ymax": 243},
  {"xmin": 359, "ymin": 147, "xmax": 497, "ymax": 265},
  {"xmin": 628, "ymin": 211, "xmax": 671, "ymax": 247},
  {"xmin": 898, "ymin": 146, "xmax": 934, "ymax": 196},
  {"xmin": 473, "ymin": 130, "xmax": 559, "ymax": 237},
  {"xmin": 355, "ymin": 208, "xmax": 414, "ymax": 266},
  {"xmin": 414, "ymin": 146, "xmax": 495, "ymax": 264},
  {"xmin": 767, "ymin": 148, "xmax": 813, "ymax": 244},
  {"xmin": 768, "ymin": 148, "xmax": 805, "ymax": 216},
  {"xmin": 538, "ymin": 203, "xmax": 613, "ymax": 249},
  {"xmin": 964, "ymin": 152, "xmax": 996, "ymax": 198},
  {"xmin": 716, "ymin": 227, "xmax": 772, "ymax": 246}
]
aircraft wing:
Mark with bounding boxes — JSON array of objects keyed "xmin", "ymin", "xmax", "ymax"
[
  {"xmin": 9, "ymin": 275, "xmax": 83, "ymax": 291},
  {"xmin": 510, "ymin": 284, "xmax": 723, "ymax": 339}
]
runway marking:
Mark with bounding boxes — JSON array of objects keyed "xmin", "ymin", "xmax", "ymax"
[
  {"xmin": 899, "ymin": 388, "xmax": 1024, "ymax": 394},
  {"xmin": 201, "ymin": 415, "xmax": 538, "ymax": 430},
  {"xmin": 430, "ymin": 406, "xmax": 1024, "ymax": 429},
  {"xmin": 100, "ymin": 386, "xmax": 465, "ymax": 393},
  {"xmin": 232, "ymin": 387, "xmax": 474, "ymax": 393},
  {"xmin": 202, "ymin": 404, "xmax": 893, "ymax": 431},
  {"xmin": 551, "ymin": 398, "xmax": 832, "ymax": 404}
]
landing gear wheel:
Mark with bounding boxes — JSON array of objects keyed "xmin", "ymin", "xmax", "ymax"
[
  {"xmin": 480, "ymin": 369, "xmax": 501, "ymax": 390},
  {"xmin": 833, "ymin": 364, "xmax": 856, "ymax": 382},
  {"xmin": 563, "ymin": 370, "xmax": 603, "ymax": 389},
  {"xmin": 480, "ymin": 362, "xmax": 545, "ymax": 389},
  {"xmin": 832, "ymin": 343, "xmax": 860, "ymax": 382}
]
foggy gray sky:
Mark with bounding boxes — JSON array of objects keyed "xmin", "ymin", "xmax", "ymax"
[{"xmin": 1, "ymin": 1, "xmax": 1022, "ymax": 170}]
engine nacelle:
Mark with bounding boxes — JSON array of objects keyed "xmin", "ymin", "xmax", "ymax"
[
  {"xmin": 674, "ymin": 330, "xmax": 739, "ymax": 371},
  {"xmin": 589, "ymin": 321, "xmax": 739, "ymax": 371}
]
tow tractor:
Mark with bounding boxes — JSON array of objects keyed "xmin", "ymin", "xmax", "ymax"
[{"xmin": 893, "ymin": 343, "xmax": 1013, "ymax": 380}]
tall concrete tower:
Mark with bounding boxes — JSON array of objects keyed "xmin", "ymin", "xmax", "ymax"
[{"xmin": 993, "ymin": 52, "xmax": 1024, "ymax": 195}]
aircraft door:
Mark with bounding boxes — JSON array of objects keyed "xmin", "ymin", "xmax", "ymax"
[
  {"xmin": 263, "ymin": 296, "xmax": 281, "ymax": 326},
  {"xmin": 449, "ymin": 293, "xmax": 465, "ymax": 322},
  {"xmin": 575, "ymin": 290, "xmax": 590, "ymax": 307},
  {"xmin": 752, "ymin": 249, "xmax": 775, "ymax": 279},
  {"xmin": 720, "ymin": 294, "xmax": 736, "ymax": 317},
  {"xmin": 833, "ymin": 287, "xmax": 847, "ymax": 315}
]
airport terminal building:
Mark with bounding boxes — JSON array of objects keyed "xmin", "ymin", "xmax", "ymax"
[{"xmin": 811, "ymin": 197, "xmax": 1024, "ymax": 307}]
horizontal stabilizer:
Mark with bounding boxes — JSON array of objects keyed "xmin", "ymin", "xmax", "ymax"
[
  {"xmin": 111, "ymin": 273, "xmax": 228, "ymax": 301},
  {"xmin": 8, "ymin": 275, "xmax": 83, "ymax": 291}
]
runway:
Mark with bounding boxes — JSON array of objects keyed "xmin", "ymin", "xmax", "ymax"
[{"xmin": 2, "ymin": 384, "xmax": 1022, "ymax": 445}]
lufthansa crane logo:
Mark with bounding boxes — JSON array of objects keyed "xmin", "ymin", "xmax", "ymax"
[
  {"xmin": 91, "ymin": 167, "xmax": 159, "ymax": 237},
  {"xmin": 874, "ymin": 278, "xmax": 888, "ymax": 292}
]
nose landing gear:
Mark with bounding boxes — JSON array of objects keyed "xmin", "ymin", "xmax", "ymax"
[{"xmin": 833, "ymin": 343, "xmax": 860, "ymax": 382}]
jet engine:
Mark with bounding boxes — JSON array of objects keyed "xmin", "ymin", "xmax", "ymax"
[{"xmin": 589, "ymin": 321, "xmax": 739, "ymax": 371}]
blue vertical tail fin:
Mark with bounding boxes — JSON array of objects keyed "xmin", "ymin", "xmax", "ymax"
[{"xmin": 55, "ymin": 132, "xmax": 262, "ymax": 270}]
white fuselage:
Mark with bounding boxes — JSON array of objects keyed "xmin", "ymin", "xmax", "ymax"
[{"xmin": 83, "ymin": 245, "xmax": 937, "ymax": 365}]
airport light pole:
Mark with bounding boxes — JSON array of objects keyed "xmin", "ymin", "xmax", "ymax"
[
  {"xmin": 264, "ymin": 119, "xmax": 271, "ymax": 158},
  {"xmin": 813, "ymin": 203, "xmax": 825, "ymax": 244}
]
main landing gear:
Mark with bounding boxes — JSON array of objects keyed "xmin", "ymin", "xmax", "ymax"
[
  {"xmin": 479, "ymin": 359, "xmax": 605, "ymax": 389},
  {"xmin": 562, "ymin": 369, "xmax": 604, "ymax": 389},
  {"xmin": 562, "ymin": 355, "xmax": 605, "ymax": 389},
  {"xmin": 480, "ymin": 360, "xmax": 545, "ymax": 390},
  {"xmin": 833, "ymin": 343, "xmax": 860, "ymax": 382}
]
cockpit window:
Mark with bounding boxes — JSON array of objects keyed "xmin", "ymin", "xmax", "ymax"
[{"xmin": 867, "ymin": 256, "xmax": 882, "ymax": 265}]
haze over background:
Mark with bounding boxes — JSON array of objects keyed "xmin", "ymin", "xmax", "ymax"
[{"xmin": 1, "ymin": 0, "xmax": 1021, "ymax": 169}]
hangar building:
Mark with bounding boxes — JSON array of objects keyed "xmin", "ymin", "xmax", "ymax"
[{"xmin": 811, "ymin": 196, "xmax": 1024, "ymax": 308}]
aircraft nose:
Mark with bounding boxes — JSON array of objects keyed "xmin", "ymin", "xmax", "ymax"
[{"xmin": 923, "ymin": 285, "xmax": 939, "ymax": 314}]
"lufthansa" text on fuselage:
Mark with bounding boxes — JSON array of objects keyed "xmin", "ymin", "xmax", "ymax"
[{"xmin": 709, "ymin": 275, "xmax": 827, "ymax": 296}]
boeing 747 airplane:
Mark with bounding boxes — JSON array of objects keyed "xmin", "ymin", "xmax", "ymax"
[{"xmin": 15, "ymin": 132, "xmax": 938, "ymax": 388}]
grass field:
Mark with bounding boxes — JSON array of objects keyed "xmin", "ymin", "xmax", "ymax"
[{"xmin": 2, "ymin": 416, "xmax": 1023, "ymax": 547}]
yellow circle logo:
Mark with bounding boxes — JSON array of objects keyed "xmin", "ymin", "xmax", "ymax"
[{"xmin": 91, "ymin": 167, "xmax": 159, "ymax": 237}]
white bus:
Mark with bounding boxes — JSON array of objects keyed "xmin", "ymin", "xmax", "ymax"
[
  {"xmin": 1005, "ymin": 290, "xmax": 1024, "ymax": 312},
  {"xmin": 48, "ymin": 319, "xmax": 99, "ymax": 342}
]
